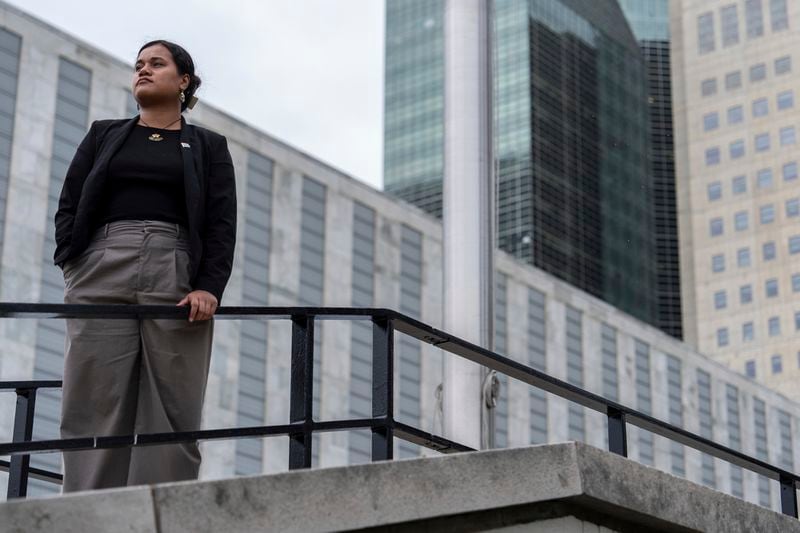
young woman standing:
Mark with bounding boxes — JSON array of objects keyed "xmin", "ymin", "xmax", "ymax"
[{"xmin": 54, "ymin": 40, "xmax": 237, "ymax": 492}]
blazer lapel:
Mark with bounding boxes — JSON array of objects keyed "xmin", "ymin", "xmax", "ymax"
[{"xmin": 74, "ymin": 115, "xmax": 138, "ymax": 221}]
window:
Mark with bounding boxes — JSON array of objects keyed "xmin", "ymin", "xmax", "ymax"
[
  {"xmin": 708, "ymin": 181, "xmax": 722, "ymax": 201},
  {"xmin": 711, "ymin": 218, "xmax": 724, "ymax": 236},
  {"xmin": 714, "ymin": 290, "xmax": 727, "ymax": 309},
  {"xmin": 743, "ymin": 322, "xmax": 755, "ymax": 342},
  {"xmin": 730, "ymin": 139, "xmax": 745, "ymax": 158},
  {"xmin": 733, "ymin": 174, "xmax": 747, "ymax": 193},
  {"xmin": 725, "ymin": 70, "xmax": 742, "ymax": 89},
  {"xmin": 698, "ymin": 13, "xmax": 716, "ymax": 53},
  {"xmin": 763, "ymin": 241, "xmax": 776, "ymax": 260},
  {"xmin": 766, "ymin": 278, "xmax": 779, "ymax": 297},
  {"xmin": 757, "ymin": 168, "xmax": 773, "ymax": 188},
  {"xmin": 706, "ymin": 147, "xmax": 721, "ymax": 165},
  {"xmin": 717, "ymin": 327, "xmax": 729, "ymax": 347},
  {"xmin": 786, "ymin": 198, "xmax": 799, "ymax": 217},
  {"xmin": 702, "ymin": 78, "xmax": 718, "ymax": 96},
  {"xmin": 712, "ymin": 254, "xmax": 725, "ymax": 272},
  {"xmin": 775, "ymin": 55, "xmax": 792, "ymax": 75},
  {"xmin": 772, "ymin": 355, "xmax": 783, "ymax": 374},
  {"xmin": 750, "ymin": 63, "xmax": 767, "ymax": 81},
  {"xmin": 753, "ymin": 97, "xmax": 769, "ymax": 116},
  {"xmin": 745, "ymin": 0, "xmax": 765, "ymax": 38},
  {"xmin": 768, "ymin": 316, "xmax": 781, "ymax": 336},
  {"xmin": 778, "ymin": 90, "xmax": 794, "ymax": 110},
  {"xmin": 755, "ymin": 132, "xmax": 770, "ymax": 151},
  {"xmin": 721, "ymin": 5, "xmax": 740, "ymax": 46},
  {"xmin": 780, "ymin": 126, "xmax": 796, "ymax": 146},
  {"xmin": 790, "ymin": 235, "xmax": 800, "ymax": 254},
  {"xmin": 793, "ymin": 274, "xmax": 800, "ymax": 292},
  {"xmin": 703, "ymin": 112, "xmax": 719, "ymax": 131},
  {"xmin": 737, "ymin": 247, "xmax": 751, "ymax": 267},
  {"xmin": 771, "ymin": 0, "xmax": 789, "ymax": 31},
  {"xmin": 734, "ymin": 211, "xmax": 749, "ymax": 231},
  {"xmin": 796, "ymin": 312, "xmax": 800, "ymax": 331},
  {"xmin": 727, "ymin": 105, "xmax": 744, "ymax": 124},
  {"xmin": 760, "ymin": 204, "xmax": 775, "ymax": 224},
  {"xmin": 783, "ymin": 161, "xmax": 798, "ymax": 181},
  {"xmin": 740, "ymin": 284, "xmax": 753, "ymax": 304},
  {"xmin": 745, "ymin": 359, "xmax": 756, "ymax": 377}
]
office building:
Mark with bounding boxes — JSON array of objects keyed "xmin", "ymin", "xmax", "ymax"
[
  {"xmin": 671, "ymin": 0, "xmax": 800, "ymax": 400},
  {"xmin": 385, "ymin": 0, "xmax": 658, "ymax": 331}
]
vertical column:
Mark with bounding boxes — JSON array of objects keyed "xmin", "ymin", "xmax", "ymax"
[
  {"xmin": 528, "ymin": 288, "xmax": 547, "ymax": 444},
  {"xmin": 234, "ymin": 152, "xmax": 273, "ymax": 475},
  {"xmin": 726, "ymin": 384, "xmax": 744, "ymax": 498},
  {"xmin": 298, "ymin": 176, "xmax": 326, "ymax": 465},
  {"xmin": 696, "ymin": 369, "xmax": 717, "ymax": 488},
  {"xmin": 397, "ymin": 225, "xmax": 423, "ymax": 457},
  {"xmin": 565, "ymin": 307, "xmax": 584, "ymax": 441},
  {"xmin": 634, "ymin": 340, "xmax": 654, "ymax": 465},
  {"xmin": 442, "ymin": 0, "xmax": 494, "ymax": 450},
  {"xmin": 666, "ymin": 355, "xmax": 685, "ymax": 476},
  {"xmin": 348, "ymin": 203, "xmax": 376, "ymax": 464},
  {"xmin": 492, "ymin": 272, "xmax": 508, "ymax": 448},
  {"xmin": 32, "ymin": 58, "xmax": 91, "ymax": 495},
  {"xmin": 0, "ymin": 28, "xmax": 21, "ymax": 265}
]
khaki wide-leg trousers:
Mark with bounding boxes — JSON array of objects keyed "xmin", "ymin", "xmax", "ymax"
[{"xmin": 60, "ymin": 219, "xmax": 214, "ymax": 493}]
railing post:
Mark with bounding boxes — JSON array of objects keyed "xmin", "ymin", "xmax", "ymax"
[
  {"xmin": 780, "ymin": 475, "xmax": 798, "ymax": 518},
  {"xmin": 371, "ymin": 316, "xmax": 394, "ymax": 461},
  {"xmin": 7, "ymin": 388, "xmax": 37, "ymax": 499},
  {"xmin": 607, "ymin": 407, "xmax": 627, "ymax": 457},
  {"xmin": 289, "ymin": 313, "xmax": 314, "ymax": 469}
]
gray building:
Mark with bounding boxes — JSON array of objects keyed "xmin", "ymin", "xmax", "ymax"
[{"xmin": 0, "ymin": 1, "xmax": 797, "ymax": 512}]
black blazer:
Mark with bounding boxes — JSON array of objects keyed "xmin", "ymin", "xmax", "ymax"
[{"xmin": 54, "ymin": 115, "xmax": 237, "ymax": 304}]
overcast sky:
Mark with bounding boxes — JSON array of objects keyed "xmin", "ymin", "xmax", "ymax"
[{"xmin": 6, "ymin": 0, "xmax": 385, "ymax": 189}]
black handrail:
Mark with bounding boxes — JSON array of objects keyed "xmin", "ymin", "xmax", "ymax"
[{"xmin": 0, "ymin": 303, "xmax": 797, "ymax": 518}]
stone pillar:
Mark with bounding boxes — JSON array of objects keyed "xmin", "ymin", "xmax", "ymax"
[{"xmin": 442, "ymin": 0, "xmax": 494, "ymax": 449}]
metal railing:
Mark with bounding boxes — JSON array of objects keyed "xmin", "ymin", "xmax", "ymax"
[{"xmin": 0, "ymin": 303, "xmax": 797, "ymax": 518}]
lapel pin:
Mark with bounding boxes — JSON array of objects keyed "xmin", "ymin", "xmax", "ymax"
[{"xmin": 181, "ymin": 142, "xmax": 191, "ymax": 148}]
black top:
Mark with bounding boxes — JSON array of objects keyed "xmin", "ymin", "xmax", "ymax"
[
  {"xmin": 94, "ymin": 125, "xmax": 187, "ymax": 230},
  {"xmin": 55, "ymin": 117, "xmax": 237, "ymax": 304}
]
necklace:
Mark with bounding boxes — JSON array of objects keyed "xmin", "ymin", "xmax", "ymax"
[{"xmin": 139, "ymin": 116, "xmax": 181, "ymax": 142}]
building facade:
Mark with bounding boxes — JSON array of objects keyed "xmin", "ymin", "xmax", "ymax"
[
  {"xmin": 618, "ymin": 0, "xmax": 683, "ymax": 340},
  {"xmin": 385, "ymin": 0, "xmax": 659, "ymax": 333},
  {"xmin": 671, "ymin": 0, "xmax": 800, "ymax": 401},
  {"xmin": 0, "ymin": 1, "xmax": 797, "ymax": 512}
]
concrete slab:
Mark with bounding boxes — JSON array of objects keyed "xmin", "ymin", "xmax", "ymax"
[
  {"xmin": 0, "ymin": 485, "xmax": 157, "ymax": 533},
  {"xmin": 1, "ymin": 443, "xmax": 798, "ymax": 533}
]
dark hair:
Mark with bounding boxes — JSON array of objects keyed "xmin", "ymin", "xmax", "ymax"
[{"xmin": 137, "ymin": 39, "xmax": 201, "ymax": 112}]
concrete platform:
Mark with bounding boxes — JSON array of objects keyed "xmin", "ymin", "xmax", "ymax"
[{"xmin": 0, "ymin": 442, "xmax": 798, "ymax": 532}]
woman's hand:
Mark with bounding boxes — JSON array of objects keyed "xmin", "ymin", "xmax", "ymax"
[{"xmin": 176, "ymin": 290, "xmax": 218, "ymax": 322}]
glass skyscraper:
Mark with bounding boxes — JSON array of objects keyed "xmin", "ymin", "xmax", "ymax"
[
  {"xmin": 618, "ymin": 0, "xmax": 683, "ymax": 339},
  {"xmin": 385, "ymin": 0, "xmax": 657, "ymax": 328}
]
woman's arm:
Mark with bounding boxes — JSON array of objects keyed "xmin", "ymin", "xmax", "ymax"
[
  {"xmin": 54, "ymin": 121, "xmax": 97, "ymax": 266},
  {"xmin": 193, "ymin": 134, "xmax": 237, "ymax": 304}
]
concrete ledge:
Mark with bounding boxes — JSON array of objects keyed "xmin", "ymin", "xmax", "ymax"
[{"xmin": 1, "ymin": 442, "xmax": 798, "ymax": 532}]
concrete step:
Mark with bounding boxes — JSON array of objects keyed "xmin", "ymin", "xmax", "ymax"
[{"xmin": 0, "ymin": 442, "xmax": 797, "ymax": 532}]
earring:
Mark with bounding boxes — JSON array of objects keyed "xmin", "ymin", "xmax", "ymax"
[{"xmin": 179, "ymin": 90, "xmax": 186, "ymax": 103}]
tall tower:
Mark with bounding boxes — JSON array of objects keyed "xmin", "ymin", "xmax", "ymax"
[
  {"xmin": 618, "ymin": 0, "xmax": 683, "ymax": 338},
  {"xmin": 671, "ymin": 0, "xmax": 800, "ymax": 399},
  {"xmin": 384, "ymin": 0, "xmax": 657, "ymax": 328}
]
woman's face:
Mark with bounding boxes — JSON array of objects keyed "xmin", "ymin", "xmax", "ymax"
[{"xmin": 133, "ymin": 44, "xmax": 189, "ymax": 109}]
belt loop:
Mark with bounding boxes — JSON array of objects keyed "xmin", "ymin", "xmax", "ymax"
[
  {"xmin": 175, "ymin": 222, "xmax": 180, "ymax": 237},
  {"xmin": 104, "ymin": 223, "xmax": 109, "ymax": 237}
]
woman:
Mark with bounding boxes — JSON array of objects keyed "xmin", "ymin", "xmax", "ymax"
[{"xmin": 53, "ymin": 39, "xmax": 236, "ymax": 492}]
